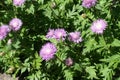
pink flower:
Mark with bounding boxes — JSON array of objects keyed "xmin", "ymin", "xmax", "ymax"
[
  {"xmin": 68, "ymin": 32, "xmax": 82, "ymax": 43},
  {"xmin": 13, "ymin": 0, "xmax": 26, "ymax": 6},
  {"xmin": 9, "ymin": 18, "xmax": 23, "ymax": 31},
  {"xmin": 54, "ymin": 29, "xmax": 67, "ymax": 41},
  {"xmin": 46, "ymin": 29, "xmax": 55, "ymax": 39},
  {"xmin": 46, "ymin": 28, "xmax": 67, "ymax": 41},
  {"xmin": 39, "ymin": 42, "xmax": 57, "ymax": 61},
  {"xmin": 90, "ymin": 19, "xmax": 107, "ymax": 34},
  {"xmin": 0, "ymin": 25, "xmax": 10, "ymax": 40},
  {"xmin": 82, "ymin": 0, "xmax": 97, "ymax": 8}
]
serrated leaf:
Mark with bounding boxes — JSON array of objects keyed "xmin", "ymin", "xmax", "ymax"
[
  {"xmin": 100, "ymin": 67, "xmax": 113, "ymax": 80},
  {"xmin": 111, "ymin": 39, "xmax": 120, "ymax": 47},
  {"xmin": 85, "ymin": 66, "xmax": 99, "ymax": 79},
  {"xmin": 26, "ymin": 4, "xmax": 35, "ymax": 14},
  {"xmin": 74, "ymin": 63, "xmax": 82, "ymax": 71},
  {"xmin": 21, "ymin": 67, "xmax": 27, "ymax": 74},
  {"xmin": 64, "ymin": 70, "xmax": 73, "ymax": 80}
]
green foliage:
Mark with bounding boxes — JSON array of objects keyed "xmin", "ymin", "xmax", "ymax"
[
  {"xmin": 0, "ymin": 0, "xmax": 120, "ymax": 80},
  {"xmin": 85, "ymin": 66, "xmax": 98, "ymax": 80}
]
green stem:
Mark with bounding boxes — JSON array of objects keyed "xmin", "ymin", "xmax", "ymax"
[
  {"xmin": 101, "ymin": 35, "xmax": 110, "ymax": 52},
  {"xmin": 55, "ymin": 55, "xmax": 64, "ymax": 64}
]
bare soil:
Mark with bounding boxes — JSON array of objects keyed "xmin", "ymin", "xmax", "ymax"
[{"xmin": 0, "ymin": 73, "xmax": 18, "ymax": 80}]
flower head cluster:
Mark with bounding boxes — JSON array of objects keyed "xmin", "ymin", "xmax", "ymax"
[
  {"xmin": 39, "ymin": 42, "xmax": 57, "ymax": 61},
  {"xmin": 65, "ymin": 57, "xmax": 73, "ymax": 66},
  {"xmin": 13, "ymin": 0, "xmax": 26, "ymax": 6},
  {"xmin": 42, "ymin": 29, "xmax": 83, "ymax": 61},
  {"xmin": 46, "ymin": 28, "xmax": 67, "ymax": 41},
  {"xmin": 82, "ymin": 0, "xmax": 97, "ymax": 8},
  {"xmin": 0, "ymin": 18, "xmax": 23, "ymax": 40},
  {"xmin": 68, "ymin": 32, "xmax": 82, "ymax": 43},
  {"xmin": 9, "ymin": 18, "xmax": 23, "ymax": 31},
  {"xmin": 0, "ymin": 25, "xmax": 10, "ymax": 40},
  {"xmin": 46, "ymin": 28, "xmax": 83, "ymax": 43},
  {"xmin": 90, "ymin": 19, "xmax": 107, "ymax": 34}
]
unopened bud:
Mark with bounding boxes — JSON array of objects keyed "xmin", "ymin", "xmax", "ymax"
[
  {"xmin": 0, "ymin": 52, "xmax": 5, "ymax": 56},
  {"xmin": 7, "ymin": 67, "xmax": 15, "ymax": 73},
  {"xmin": 81, "ymin": 13, "xmax": 87, "ymax": 18},
  {"xmin": 51, "ymin": 2, "xmax": 56, "ymax": 8},
  {"xmin": 65, "ymin": 57, "xmax": 73, "ymax": 66},
  {"xmin": 7, "ymin": 39, "xmax": 12, "ymax": 45}
]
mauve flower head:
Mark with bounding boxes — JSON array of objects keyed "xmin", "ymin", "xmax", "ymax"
[
  {"xmin": 13, "ymin": 0, "xmax": 26, "ymax": 6},
  {"xmin": 68, "ymin": 32, "xmax": 82, "ymax": 43},
  {"xmin": 46, "ymin": 29, "xmax": 55, "ymax": 39},
  {"xmin": 54, "ymin": 29, "xmax": 67, "ymax": 41},
  {"xmin": 39, "ymin": 42, "xmax": 57, "ymax": 61},
  {"xmin": 82, "ymin": 0, "xmax": 97, "ymax": 8},
  {"xmin": 9, "ymin": 18, "xmax": 23, "ymax": 31},
  {"xmin": 65, "ymin": 57, "xmax": 73, "ymax": 66},
  {"xmin": 0, "ymin": 25, "xmax": 10, "ymax": 40},
  {"xmin": 90, "ymin": 19, "xmax": 107, "ymax": 34}
]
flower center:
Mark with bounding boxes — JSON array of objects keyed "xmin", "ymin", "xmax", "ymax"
[
  {"xmin": 72, "ymin": 34, "xmax": 79, "ymax": 39},
  {"xmin": 12, "ymin": 22, "xmax": 18, "ymax": 27},
  {"xmin": 45, "ymin": 48, "xmax": 51, "ymax": 54},
  {"xmin": 96, "ymin": 23, "xmax": 102, "ymax": 30},
  {"xmin": 57, "ymin": 32, "xmax": 62, "ymax": 38}
]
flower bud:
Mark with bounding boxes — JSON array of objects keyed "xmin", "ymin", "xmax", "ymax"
[
  {"xmin": 65, "ymin": 57, "xmax": 73, "ymax": 66},
  {"xmin": 51, "ymin": 2, "xmax": 56, "ymax": 8},
  {"xmin": 81, "ymin": 13, "xmax": 87, "ymax": 18},
  {"xmin": 7, "ymin": 67, "xmax": 15, "ymax": 73},
  {"xmin": 7, "ymin": 39, "xmax": 12, "ymax": 45},
  {"xmin": 0, "ymin": 52, "xmax": 5, "ymax": 56}
]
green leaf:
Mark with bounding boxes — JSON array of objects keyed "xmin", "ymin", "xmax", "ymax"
[
  {"xmin": 74, "ymin": 63, "xmax": 82, "ymax": 72},
  {"xmin": 83, "ymin": 38, "xmax": 98, "ymax": 54},
  {"xmin": 64, "ymin": 70, "xmax": 73, "ymax": 80},
  {"xmin": 100, "ymin": 67, "xmax": 114, "ymax": 80},
  {"xmin": 26, "ymin": 4, "xmax": 35, "ymax": 14},
  {"xmin": 21, "ymin": 67, "xmax": 27, "ymax": 74},
  {"xmin": 111, "ymin": 39, "xmax": 120, "ymax": 47},
  {"xmin": 12, "ymin": 40, "xmax": 20, "ymax": 49},
  {"xmin": 85, "ymin": 66, "xmax": 99, "ymax": 80},
  {"xmin": 100, "ymin": 54, "xmax": 120, "ymax": 69}
]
